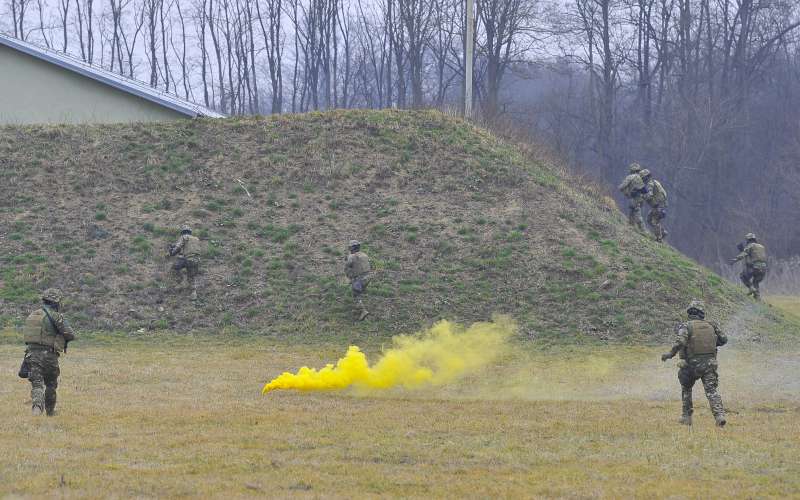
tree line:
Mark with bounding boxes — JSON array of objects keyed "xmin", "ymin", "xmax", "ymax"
[{"xmin": 3, "ymin": 0, "xmax": 800, "ymax": 266}]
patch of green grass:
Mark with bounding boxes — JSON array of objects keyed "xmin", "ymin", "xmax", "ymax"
[{"xmin": 130, "ymin": 235, "xmax": 152, "ymax": 256}]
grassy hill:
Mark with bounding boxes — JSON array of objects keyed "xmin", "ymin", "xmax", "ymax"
[{"xmin": 0, "ymin": 109, "xmax": 794, "ymax": 342}]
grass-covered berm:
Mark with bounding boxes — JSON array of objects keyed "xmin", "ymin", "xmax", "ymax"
[
  {"xmin": 1, "ymin": 321, "xmax": 800, "ymax": 498},
  {"xmin": 1, "ymin": 109, "xmax": 797, "ymax": 341}
]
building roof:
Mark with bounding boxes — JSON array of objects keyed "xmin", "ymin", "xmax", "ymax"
[{"xmin": 0, "ymin": 32, "xmax": 225, "ymax": 119}]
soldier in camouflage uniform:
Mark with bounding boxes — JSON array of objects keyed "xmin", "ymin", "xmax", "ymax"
[
  {"xmin": 662, "ymin": 300, "xmax": 728, "ymax": 427},
  {"xmin": 640, "ymin": 169, "xmax": 668, "ymax": 242},
  {"xmin": 730, "ymin": 233, "xmax": 768, "ymax": 300},
  {"xmin": 344, "ymin": 240, "xmax": 372, "ymax": 321},
  {"xmin": 168, "ymin": 225, "xmax": 202, "ymax": 300},
  {"xmin": 618, "ymin": 162, "xmax": 647, "ymax": 231},
  {"xmin": 21, "ymin": 288, "xmax": 76, "ymax": 416}
]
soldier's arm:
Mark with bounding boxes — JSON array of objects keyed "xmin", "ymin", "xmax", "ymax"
[
  {"xmin": 662, "ymin": 324, "xmax": 688, "ymax": 360},
  {"xmin": 712, "ymin": 322, "xmax": 727, "ymax": 347},
  {"xmin": 169, "ymin": 235, "xmax": 187, "ymax": 256},
  {"xmin": 55, "ymin": 313, "xmax": 76, "ymax": 342},
  {"xmin": 731, "ymin": 248, "xmax": 747, "ymax": 262},
  {"xmin": 344, "ymin": 255, "xmax": 354, "ymax": 279}
]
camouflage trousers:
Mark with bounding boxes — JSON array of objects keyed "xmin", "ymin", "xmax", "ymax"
[
  {"xmin": 678, "ymin": 356, "xmax": 724, "ymax": 419},
  {"xmin": 646, "ymin": 205, "xmax": 667, "ymax": 241},
  {"xmin": 25, "ymin": 347, "xmax": 60, "ymax": 415},
  {"xmin": 350, "ymin": 274, "xmax": 371, "ymax": 316},
  {"xmin": 173, "ymin": 256, "xmax": 200, "ymax": 288},
  {"xmin": 740, "ymin": 265, "xmax": 766, "ymax": 298},
  {"xmin": 627, "ymin": 198, "xmax": 645, "ymax": 231}
]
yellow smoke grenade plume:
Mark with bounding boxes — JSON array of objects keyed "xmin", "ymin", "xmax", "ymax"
[{"xmin": 262, "ymin": 316, "xmax": 515, "ymax": 394}]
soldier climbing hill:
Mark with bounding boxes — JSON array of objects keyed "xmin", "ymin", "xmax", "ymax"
[
  {"xmin": 640, "ymin": 169, "xmax": 668, "ymax": 242},
  {"xmin": 344, "ymin": 239, "xmax": 372, "ymax": 321},
  {"xmin": 618, "ymin": 162, "xmax": 647, "ymax": 231},
  {"xmin": 730, "ymin": 233, "xmax": 768, "ymax": 300},
  {"xmin": 168, "ymin": 224, "xmax": 204, "ymax": 300},
  {"xmin": 20, "ymin": 288, "xmax": 76, "ymax": 416},
  {"xmin": 662, "ymin": 300, "xmax": 728, "ymax": 427}
]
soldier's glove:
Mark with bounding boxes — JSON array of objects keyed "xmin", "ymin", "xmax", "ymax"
[{"xmin": 661, "ymin": 353, "xmax": 673, "ymax": 362}]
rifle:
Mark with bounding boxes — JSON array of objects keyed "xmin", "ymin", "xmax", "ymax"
[{"xmin": 42, "ymin": 307, "xmax": 70, "ymax": 353}]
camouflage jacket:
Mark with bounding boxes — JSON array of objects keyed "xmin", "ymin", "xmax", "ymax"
[
  {"xmin": 23, "ymin": 306, "xmax": 76, "ymax": 352},
  {"xmin": 671, "ymin": 319, "xmax": 727, "ymax": 359},
  {"xmin": 170, "ymin": 234, "xmax": 202, "ymax": 258},
  {"xmin": 644, "ymin": 179, "xmax": 667, "ymax": 207},
  {"xmin": 734, "ymin": 242, "xmax": 767, "ymax": 267},
  {"xmin": 345, "ymin": 252, "xmax": 371, "ymax": 281},
  {"xmin": 619, "ymin": 173, "xmax": 645, "ymax": 199}
]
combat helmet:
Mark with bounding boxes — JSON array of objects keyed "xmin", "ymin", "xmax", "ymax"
[
  {"xmin": 349, "ymin": 239, "xmax": 361, "ymax": 249},
  {"xmin": 687, "ymin": 299, "xmax": 705, "ymax": 317},
  {"xmin": 745, "ymin": 232, "xmax": 756, "ymax": 241},
  {"xmin": 42, "ymin": 288, "xmax": 64, "ymax": 305},
  {"xmin": 180, "ymin": 224, "xmax": 192, "ymax": 235},
  {"xmin": 629, "ymin": 162, "xmax": 642, "ymax": 173},
  {"xmin": 639, "ymin": 168, "xmax": 651, "ymax": 179}
]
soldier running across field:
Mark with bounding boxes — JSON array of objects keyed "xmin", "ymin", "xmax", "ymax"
[
  {"xmin": 640, "ymin": 169, "xmax": 668, "ymax": 242},
  {"xmin": 618, "ymin": 162, "xmax": 647, "ymax": 231},
  {"xmin": 20, "ymin": 288, "xmax": 76, "ymax": 416},
  {"xmin": 168, "ymin": 224, "xmax": 203, "ymax": 300},
  {"xmin": 344, "ymin": 239, "xmax": 372, "ymax": 321},
  {"xmin": 662, "ymin": 300, "xmax": 728, "ymax": 427},
  {"xmin": 730, "ymin": 233, "xmax": 768, "ymax": 300}
]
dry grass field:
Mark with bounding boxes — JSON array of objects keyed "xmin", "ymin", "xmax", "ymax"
[{"xmin": 1, "ymin": 333, "xmax": 799, "ymax": 498}]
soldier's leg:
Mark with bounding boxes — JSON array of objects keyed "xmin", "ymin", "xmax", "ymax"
[
  {"xmin": 43, "ymin": 354, "xmax": 60, "ymax": 416},
  {"xmin": 173, "ymin": 257, "xmax": 188, "ymax": 286},
  {"xmin": 752, "ymin": 269, "xmax": 764, "ymax": 299},
  {"xmin": 700, "ymin": 362, "xmax": 725, "ymax": 426},
  {"xmin": 27, "ymin": 353, "xmax": 46, "ymax": 415},
  {"xmin": 632, "ymin": 201, "xmax": 645, "ymax": 231},
  {"xmin": 677, "ymin": 365, "xmax": 697, "ymax": 424},
  {"xmin": 187, "ymin": 259, "xmax": 200, "ymax": 300},
  {"xmin": 654, "ymin": 208, "xmax": 666, "ymax": 241},
  {"xmin": 739, "ymin": 269, "xmax": 753, "ymax": 292}
]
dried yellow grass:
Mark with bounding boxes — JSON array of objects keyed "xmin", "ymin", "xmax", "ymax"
[{"xmin": 0, "ymin": 339, "xmax": 798, "ymax": 498}]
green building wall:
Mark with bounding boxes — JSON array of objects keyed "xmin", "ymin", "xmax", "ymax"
[{"xmin": 0, "ymin": 44, "xmax": 188, "ymax": 124}]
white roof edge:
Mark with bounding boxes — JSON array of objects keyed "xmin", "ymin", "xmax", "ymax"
[{"xmin": 0, "ymin": 32, "xmax": 226, "ymax": 119}]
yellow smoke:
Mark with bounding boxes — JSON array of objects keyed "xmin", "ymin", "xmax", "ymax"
[{"xmin": 262, "ymin": 316, "xmax": 515, "ymax": 394}]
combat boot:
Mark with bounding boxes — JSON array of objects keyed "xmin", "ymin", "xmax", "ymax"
[
  {"xmin": 678, "ymin": 415, "xmax": 692, "ymax": 426},
  {"xmin": 32, "ymin": 405, "xmax": 43, "ymax": 416},
  {"xmin": 358, "ymin": 310, "xmax": 370, "ymax": 321},
  {"xmin": 715, "ymin": 414, "xmax": 727, "ymax": 427}
]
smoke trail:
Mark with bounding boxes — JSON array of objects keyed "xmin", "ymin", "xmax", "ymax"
[{"xmin": 262, "ymin": 316, "xmax": 515, "ymax": 394}]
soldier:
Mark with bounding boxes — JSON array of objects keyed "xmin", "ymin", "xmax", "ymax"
[
  {"xmin": 618, "ymin": 162, "xmax": 647, "ymax": 231},
  {"xmin": 730, "ymin": 233, "xmax": 768, "ymax": 300},
  {"xmin": 21, "ymin": 288, "xmax": 76, "ymax": 416},
  {"xmin": 168, "ymin": 224, "xmax": 202, "ymax": 300},
  {"xmin": 344, "ymin": 240, "xmax": 372, "ymax": 321},
  {"xmin": 661, "ymin": 300, "xmax": 727, "ymax": 427},
  {"xmin": 640, "ymin": 169, "xmax": 668, "ymax": 242}
]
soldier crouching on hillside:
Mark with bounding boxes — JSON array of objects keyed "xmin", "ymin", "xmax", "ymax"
[
  {"xmin": 661, "ymin": 300, "xmax": 727, "ymax": 427},
  {"xmin": 168, "ymin": 224, "xmax": 202, "ymax": 300},
  {"xmin": 345, "ymin": 240, "xmax": 372, "ymax": 321},
  {"xmin": 20, "ymin": 288, "xmax": 76, "ymax": 416}
]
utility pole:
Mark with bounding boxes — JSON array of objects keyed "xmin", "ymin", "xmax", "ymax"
[{"xmin": 465, "ymin": 0, "xmax": 474, "ymax": 118}]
